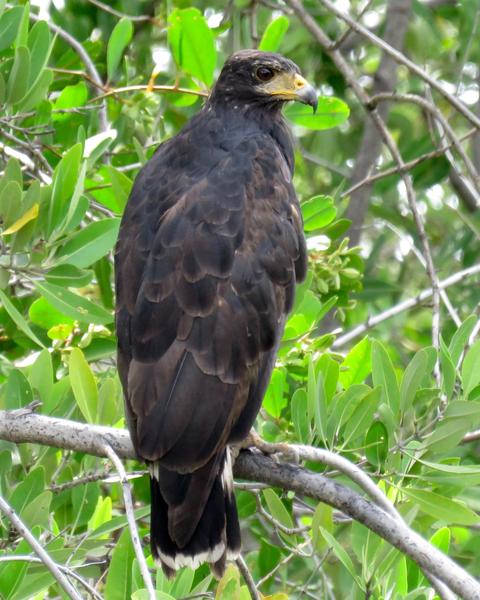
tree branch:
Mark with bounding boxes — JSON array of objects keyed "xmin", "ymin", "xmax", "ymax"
[
  {"xmin": 344, "ymin": 0, "xmax": 412, "ymax": 247},
  {"xmin": 332, "ymin": 263, "xmax": 480, "ymax": 348},
  {"xmin": 317, "ymin": 0, "xmax": 480, "ymax": 130},
  {"xmin": 0, "ymin": 494, "xmax": 84, "ymax": 600},
  {"xmin": 1, "ymin": 411, "xmax": 479, "ymax": 599},
  {"xmin": 26, "ymin": 9, "xmax": 109, "ymax": 132}
]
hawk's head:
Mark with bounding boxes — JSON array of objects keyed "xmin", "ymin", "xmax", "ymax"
[{"xmin": 210, "ymin": 50, "xmax": 317, "ymax": 112}]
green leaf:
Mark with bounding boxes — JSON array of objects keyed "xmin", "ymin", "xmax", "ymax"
[
  {"xmin": 0, "ymin": 538, "xmax": 30, "ymax": 598},
  {"xmin": 21, "ymin": 490, "xmax": 52, "ymax": 530},
  {"xmin": 319, "ymin": 527, "xmax": 363, "ymax": 588},
  {"xmin": 33, "ymin": 280, "xmax": 113, "ymax": 325},
  {"xmin": 10, "ymin": 467, "xmax": 45, "ymax": 517},
  {"xmin": 263, "ymin": 488, "xmax": 294, "ymax": 529},
  {"xmin": 311, "ymin": 503, "xmax": 333, "ymax": 552},
  {"xmin": 395, "ymin": 557, "xmax": 408, "ymax": 596},
  {"xmin": 440, "ymin": 337, "xmax": 456, "ymax": 401},
  {"xmin": 301, "ymin": 195, "xmax": 337, "ymax": 231},
  {"xmin": 462, "ymin": 339, "xmax": 480, "ymax": 397},
  {"xmin": 258, "ymin": 16, "xmax": 289, "ymax": 52},
  {"xmin": 285, "ymin": 97, "xmax": 350, "ymax": 130},
  {"xmin": 168, "ymin": 8, "xmax": 216, "ymax": 86},
  {"xmin": 1, "ymin": 202, "xmax": 39, "ymax": 235},
  {"xmin": 27, "ymin": 19, "xmax": 52, "ymax": 88},
  {"xmin": 291, "ymin": 388, "xmax": 309, "ymax": 443},
  {"xmin": 343, "ymin": 386, "xmax": 381, "ymax": 445},
  {"xmin": 55, "ymin": 218, "xmax": 120, "ymax": 268},
  {"xmin": 339, "ymin": 337, "xmax": 372, "ymax": 388},
  {"xmin": 48, "ymin": 144, "xmax": 83, "ymax": 236},
  {"xmin": 0, "ymin": 7, "xmax": 24, "ymax": 52},
  {"xmin": 7, "ymin": 45, "xmax": 30, "ymax": 104},
  {"xmin": 4, "ymin": 369, "xmax": 33, "ymax": 410},
  {"xmin": 307, "ymin": 358, "xmax": 327, "ymax": 443},
  {"xmin": 0, "ymin": 181, "xmax": 22, "ymax": 228},
  {"xmin": 132, "ymin": 592, "xmax": 175, "ymax": 600},
  {"xmin": 71, "ymin": 482, "xmax": 100, "ymax": 528},
  {"xmin": 263, "ymin": 367, "xmax": 287, "ymax": 418},
  {"xmin": 29, "ymin": 348, "xmax": 53, "ymax": 404},
  {"xmin": 97, "ymin": 376, "xmax": 122, "ymax": 425},
  {"xmin": 105, "ymin": 166, "xmax": 132, "ymax": 213},
  {"xmin": 372, "ymin": 340, "xmax": 400, "ymax": 415},
  {"xmin": 52, "ymin": 81, "xmax": 88, "ymax": 120},
  {"xmin": 104, "ymin": 528, "xmax": 135, "ymax": 600},
  {"xmin": 29, "ymin": 296, "xmax": 75, "ymax": 329},
  {"xmin": 0, "ymin": 157, "xmax": 22, "ymax": 190},
  {"xmin": 429, "ymin": 527, "xmax": 450, "ymax": 554},
  {"xmin": 328, "ymin": 384, "xmax": 371, "ymax": 441},
  {"xmin": 69, "ymin": 347, "xmax": 98, "ymax": 423},
  {"xmin": 0, "ymin": 288, "xmax": 45, "ymax": 347},
  {"xmin": 14, "ymin": 1, "xmax": 28, "ymax": 47},
  {"xmin": 400, "ymin": 348, "xmax": 434, "ymax": 414},
  {"xmin": 88, "ymin": 495, "xmax": 112, "ymax": 534},
  {"xmin": 402, "ymin": 488, "xmax": 480, "ymax": 525},
  {"xmin": 170, "ymin": 568, "xmax": 194, "ymax": 598},
  {"xmin": 365, "ymin": 421, "xmax": 388, "ymax": 468},
  {"xmin": 16, "ymin": 67, "xmax": 53, "ymax": 112},
  {"xmin": 449, "ymin": 315, "xmax": 477, "ymax": 365},
  {"xmin": 107, "ymin": 17, "xmax": 133, "ymax": 80},
  {"xmin": 45, "ymin": 264, "xmax": 93, "ymax": 288},
  {"xmin": 424, "ymin": 400, "xmax": 480, "ymax": 452}
]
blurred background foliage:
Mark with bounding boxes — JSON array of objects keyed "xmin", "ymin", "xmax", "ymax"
[{"xmin": 0, "ymin": 0, "xmax": 480, "ymax": 598}]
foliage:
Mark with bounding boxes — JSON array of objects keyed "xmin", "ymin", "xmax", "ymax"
[{"xmin": 0, "ymin": 1, "xmax": 479, "ymax": 599}]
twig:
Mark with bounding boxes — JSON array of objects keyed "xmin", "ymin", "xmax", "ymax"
[
  {"xmin": 317, "ymin": 0, "xmax": 480, "ymax": 130},
  {"xmin": 0, "ymin": 555, "xmax": 103, "ymax": 600},
  {"xmin": 255, "ymin": 493, "xmax": 309, "ymax": 535},
  {"xmin": 102, "ymin": 442, "xmax": 156, "ymax": 600},
  {"xmin": 26, "ymin": 9, "xmax": 109, "ymax": 132},
  {"xmin": 330, "ymin": 0, "xmax": 375, "ymax": 50},
  {"xmin": 86, "ymin": 0, "xmax": 153, "ymax": 22},
  {"xmin": 89, "ymin": 84, "xmax": 208, "ymax": 103},
  {"xmin": 332, "ymin": 263, "xmax": 480, "ymax": 348},
  {"xmin": 253, "ymin": 440, "xmax": 399, "ymax": 519},
  {"xmin": 286, "ymin": 0, "xmax": 442, "ymax": 382},
  {"xmin": 256, "ymin": 540, "xmax": 311, "ymax": 587},
  {"xmin": 0, "ymin": 495, "xmax": 83, "ymax": 600},
  {"xmin": 0, "ymin": 127, "xmax": 52, "ymax": 175},
  {"xmin": 236, "ymin": 452, "xmax": 480, "ymax": 600},
  {"xmin": 343, "ymin": 0, "xmax": 412, "ymax": 247},
  {"xmin": 236, "ymin": 555, "xmax": 261, "ymax": 600},
  {"xmin": 341, "ymin": 129, "xmax": 477, "ymax": 198},
  {"xmin": 381, "ymin": 220, "xmax": 461, "ymax": 326},
  {"xmin": 369, "ymin": 92, "xmax": 480, "ymax": 190},
  {"xmin": 1, "ymin": 412, "xmax": 479, "ymax": 598}
]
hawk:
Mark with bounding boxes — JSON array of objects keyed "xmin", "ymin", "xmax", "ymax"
[{"xmin": 115, "ymin": 50, "xmax": 317, "ymax": 578}]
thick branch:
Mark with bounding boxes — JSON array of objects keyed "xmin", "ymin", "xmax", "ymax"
[{"xmin": 1, "ymin": 411, "xmax": 479, "ymax": 599}]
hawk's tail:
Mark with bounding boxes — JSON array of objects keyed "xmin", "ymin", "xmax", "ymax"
[{"xmin": 149, "ymin": 448, "xmax": 241, "ymax": 579}]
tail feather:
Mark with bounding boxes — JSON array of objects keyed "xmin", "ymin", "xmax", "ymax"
[{"xmin": 150, "ymin": 448, "xmax": 241, "ymax": 578}]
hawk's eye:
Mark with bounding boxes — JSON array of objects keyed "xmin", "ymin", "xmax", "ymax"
[{"xmin": 256, "ymin": 66, "xmax": 275, "ymax": 82}]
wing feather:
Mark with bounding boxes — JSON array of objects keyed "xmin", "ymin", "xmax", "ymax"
[{"xmin": 115, "ymin": 131, "xmax": 306, "ymax": 470}]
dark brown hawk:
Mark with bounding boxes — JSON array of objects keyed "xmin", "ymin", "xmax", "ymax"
[{"xmin": 115, "ymin": 50, "xmax": 316, "ymax": 578}]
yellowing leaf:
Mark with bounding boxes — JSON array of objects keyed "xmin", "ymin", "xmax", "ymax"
[{"xmin": 1, "ymin": 202, "xmax": 38, "ymax": 235}]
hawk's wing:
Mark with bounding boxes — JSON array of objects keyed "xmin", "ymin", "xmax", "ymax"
[{"xmin": 115, "ymin": 133, "xmax": 306, "ymax": 472}]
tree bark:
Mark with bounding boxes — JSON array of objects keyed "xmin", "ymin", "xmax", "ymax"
[{"xmin": 1, "ymin": 410, "xmax": 480, "ymax": 599}]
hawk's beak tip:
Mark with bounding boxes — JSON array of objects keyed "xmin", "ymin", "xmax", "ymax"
[{"xmin": 296, "ymin": 83, "xmax": 318, "ymax": 113}]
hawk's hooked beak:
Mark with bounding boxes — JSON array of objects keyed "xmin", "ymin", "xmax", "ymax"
[
  {"xmin": 261, "ymin": 72, "xmax": 318, "ymax": 112},
  {"xmin": 292, "ymin": 73, "xmax": 318, "ymax": 112}
]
